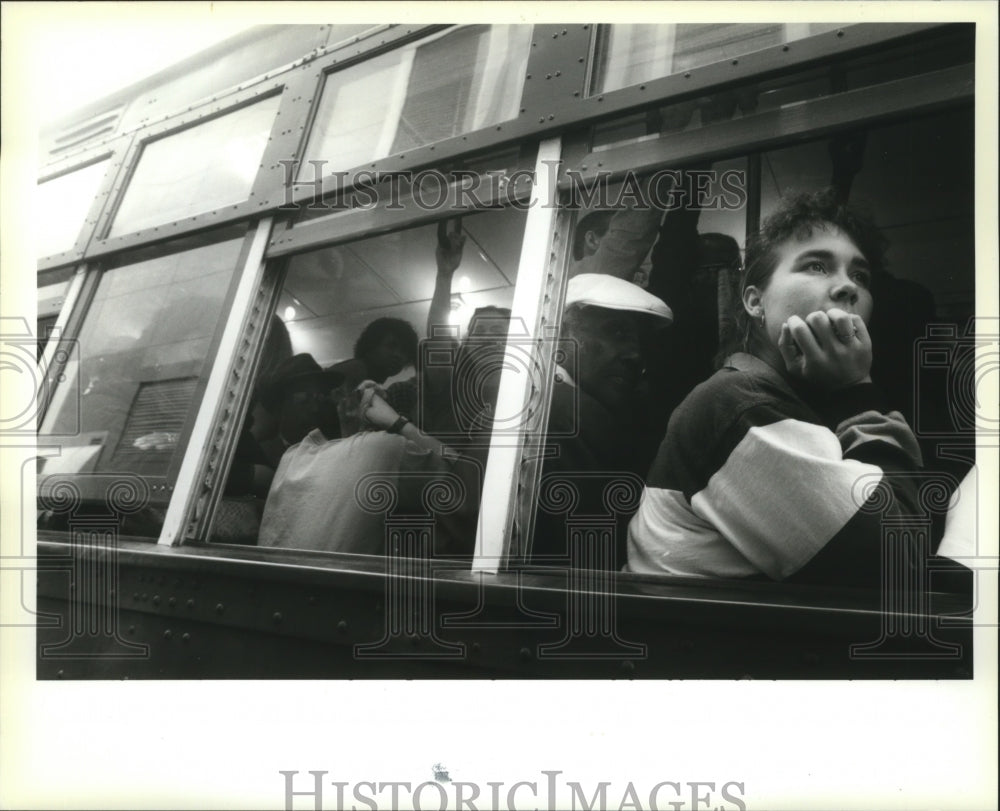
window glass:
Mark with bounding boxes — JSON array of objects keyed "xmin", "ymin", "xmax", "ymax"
[
  {"xmin": 36, "ymin": 159, "xmax": 109, "ymax": 258},
  {"xmin": 300, "ymin": 25, "xmax": 532, "ymax": 177},
  {"xmin": 37, "ymin": 268, "xmax": 75, "ymax": 358},
  {"xmin": 590, "ymin": 28, "xmax": 973, "ymax": 153},
  {"xmin": 527, "ymin": 103, "xmax": 973, "ymax": 586},
  {"xmin": 37, "ymin": 228, "xmax": 247, "ymax": 539},
  {"xmin": 590, "ymin": 23, "xmax": 842, "ymax": 95},
  {"xmin": 108, "ymin": 95, "xmax": 281, "ymax": 236},
  {"xmin": 213, "ymin": 206, "xmax": 527, "ymax": 554}
]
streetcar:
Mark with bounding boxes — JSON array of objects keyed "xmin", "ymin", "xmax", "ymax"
[{"xmin": 29, "ymin": 21, "xmax": 983, "ymax": 678}]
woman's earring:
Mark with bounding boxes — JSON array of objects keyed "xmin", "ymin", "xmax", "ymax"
[{"xmin": 756, "ymin": 310, "xmax": 766, "ymax": 328}]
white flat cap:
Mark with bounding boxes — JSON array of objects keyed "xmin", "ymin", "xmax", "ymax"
[{"xmin": 564, "ymin": 273, "xmax": 673, "ymax": 324}]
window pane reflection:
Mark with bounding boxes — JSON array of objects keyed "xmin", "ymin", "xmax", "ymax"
[
  {"xmin": 37, "ymin": 231, "xmax": 246, "ymax": 539},
  {"xmin": 37, "ymin": 160, "xmax": 109, "ymax": 258},
  {"xmin": 109, "ymin": 95, "xmax": 280, "ymax": 236},
  {"xmin": 590, "ymin": 23, "xmax": 842, "ymax": 94},
  {"xmin": 301, "ymin": 25, "xmax": 532, "ymax": 176},
  {"xmin": 216, "ymin": 207, "xmax": 527, "ymax": 554}
]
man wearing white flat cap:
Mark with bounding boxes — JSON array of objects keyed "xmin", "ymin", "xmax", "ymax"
[{"xmin": 530, "ymin": 274, "xmax": 672, "ymax": 569}]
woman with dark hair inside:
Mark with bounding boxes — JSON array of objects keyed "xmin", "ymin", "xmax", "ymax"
[
  {"xmin": 328, "ymin": 316, "xmax": 419, "ymax": 391},
  {"xmin": 627, "ymin": 189, "xmax": 931, "ymax": 588}
]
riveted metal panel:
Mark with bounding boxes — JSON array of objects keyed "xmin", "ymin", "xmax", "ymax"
[
  {"xmin": 36, "ymin": 538, "xmax": 973, "ymax": 679},
  {"xmin": 518, "ymin": 24, "xmax": 594, "ymax": 129},
  {"xmin": 267, "ymin": 152, "xmax": 538, "ymax": 259}
]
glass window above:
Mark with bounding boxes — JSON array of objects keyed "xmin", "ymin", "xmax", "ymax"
[
  {"xmin": 37, "ymin": 159, "xmax": 110, "ymax": 259},
  {"xmin": 589, "ymin": 23, "xmax": 843, "ymax": 95},
  {"xmin": 300, "ymin": 25, "xmax": 533, "ymax": 178},
  {"xmin": 108, "ymin": 95, "xmax": 281, "ymax": 237}
]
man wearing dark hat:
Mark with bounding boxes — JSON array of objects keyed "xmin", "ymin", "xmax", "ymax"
[{"xmin": 257, "ymin": 353, "xmax": 343, "ymax": 468}]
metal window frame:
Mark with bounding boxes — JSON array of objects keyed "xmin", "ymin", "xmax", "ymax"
[
  {"xmin": 39, "ymin": 23, "xmax": 953, "ymax": 270},
  {"xmin": 81, "ymin": 82, "xmax": 290, "ymax": 261},
  {"xmin": 557, "ymin": 62, "xmax": 974, "ymax": 189},
  {"xmin": 282, "ymin": 22, "xmax": 949, "ymax": 208},
  {"xmin": 35, "ymin": 223, "xmax": 260, "ymax": 523},
  {"xmin": 159, "ymin": 218, "xmax": 276, "ymax": 546}
]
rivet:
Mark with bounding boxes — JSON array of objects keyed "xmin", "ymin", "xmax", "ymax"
[
  {"xmin": 168, "ymin": 596, "xmax": 176, "ymax": 607},
  {"xmin": 164, "ymin": 629, "xmax": 172, "ymax": 640},
  {"xmin": 519, "ymin": 647, "xmax": 532, "ymax": 662},
  {"xmin": 273, "ymin": 612, "xmax": 283, "ymax": 624},
  {"xmin": 141, "ymin": 593, "xmax": 147, "ymax": 601},
  {"xmin": 337, "ymin": 620, "xmax": 348, "ymax": 634},
  {"xmin": 152, "ymin": 595, "xmax": 160, "ymax": 605},
  {"xmin": 128, "ymin": 625, "xmax": 135, "ymax": 634},
  {"xmin": 215, "ymin": 603, "xmax": 224, "ymax": 615},
  {"xmin": 837, "ymin": 30, "xmax": 844, "ymax": 37},
  {"xmin": 471, "ymin": 642, "xmax": 481, "ymax": 656},
  {"xmin": 133, "ymin": 592, "xmax": 139, "ymax": 601},
  {"xmin": 578, "ymin": 57, "xmax": 584, "ymax": 63},
  {"xmin": 57, "ymin": 670, "xmax": 64, "ymax": 679},
  {"xmin": 410, "ymin": 634, "xmax": 420, "ymax": 647},
  {"xmin": 732, "ymin": 59, "xmax": 738, "ymax": 65},
  {"xmin": 621, "ymin": 660, "xmax": 635, "ymax": 674},
  {"xmin": 684, "ymin": 72, "xmax": 691, "ymax": 78},
  {"xmin": 548, "ymin": 114, "xmax": 554, "ymax": 121},
  {"xmin": 307, "ymin": 595, "xmax": 317, "ymax": 606},
  {"xmin": 182, "ymin": 633, "xmax": 191, "ymax": 643},
  {"xmin": 555, "ymin": 71, "xmax": 561, "ymax": 77}
]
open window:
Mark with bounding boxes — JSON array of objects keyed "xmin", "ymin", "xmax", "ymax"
[
  {"xmin": 36, "ymin": 225, "xmax": 253, "ymax": 539},
  {"xmin": 206, "ymin": 205, "xmax": 529, "ymax": 560}
]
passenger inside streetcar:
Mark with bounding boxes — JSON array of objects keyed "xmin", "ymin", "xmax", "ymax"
[
  {"xmin": 530, "ymin": 273, "xmax": 672, "ymax": 569},
  {"xmin": 627, "ymin": 189, "xmax": 943, "ymax": 588},
  {"xmin": 247, "ymin": 208, "xmax": 525, "ymax": 554}
]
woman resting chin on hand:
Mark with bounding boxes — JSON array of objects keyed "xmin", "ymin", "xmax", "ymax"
[{"xmin": 627, "ymin": 189, "xmax": 928, "ymax": 588}]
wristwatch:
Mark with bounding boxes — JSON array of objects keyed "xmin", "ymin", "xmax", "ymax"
[{"xmin": 388, "ymin": 415, "xmax": 410, "ymax": 434}]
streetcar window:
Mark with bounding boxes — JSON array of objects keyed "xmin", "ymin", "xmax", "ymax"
[
  {"xmin": 37, "ymin": 159, "xmax": 110, "ymax": 258},
  {"xmin": 300, "ymin": 25, "xmax": 532, "ymax": 177},
  {"xmin": 37, "ymin": 227, "xmax": 249, "ymax": 539},
  {"xmin": 214, "ymin": 206, "xmax": 527, "ymax": 555},
  {"xmin": 107, "ymin": 94, "xmax": 281, "ymax": 237},
  {"xmin": 589, "ymin": 23, "xmax": 842, "ymax": 95}
]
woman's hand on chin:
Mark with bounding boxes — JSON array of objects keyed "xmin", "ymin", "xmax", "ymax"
[{"xmin": 778, "ymin": 308, "xmax": 873, "ymax": 390}]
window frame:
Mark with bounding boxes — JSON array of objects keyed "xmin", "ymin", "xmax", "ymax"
[{"xmin": 34, "ymin": 222, "xmax": 266, "ymax": 539}]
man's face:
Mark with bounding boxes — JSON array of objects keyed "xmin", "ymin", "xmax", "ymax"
[{"xmin": 565, "ymin": 308, "xmax": 643, "ymax": 414}]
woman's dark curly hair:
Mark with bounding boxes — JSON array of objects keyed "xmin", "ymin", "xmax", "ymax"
[
  {"xmin": 717, "ymin": 188, "xmax": 888, "ymax": 363},
  {"xmin": 353, "ymin": 317, "xmax": 419, "ymax": 365}
]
